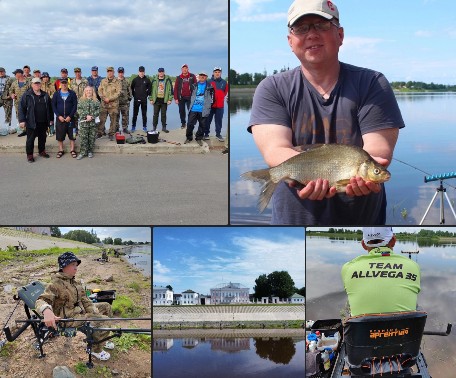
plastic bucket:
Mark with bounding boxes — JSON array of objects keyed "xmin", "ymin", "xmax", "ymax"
[{"xmin": 147, "ymin": 131, "xmax": 159, "ymax": 144}]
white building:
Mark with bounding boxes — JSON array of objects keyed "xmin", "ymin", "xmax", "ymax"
[
  {"xmin": 290, "ymin": 293, "xmax": 305, "ymax": 304},
  {"xmin": 210, "ymin": 282, "xmax": 250, "ymax": 304},
  {"xmin": 181, "ymin": 289, "xmax": 199, "ymax": 305},
  {"xmin": 153, "ymin": 285, "xmax": 173, "ymax": 305}
]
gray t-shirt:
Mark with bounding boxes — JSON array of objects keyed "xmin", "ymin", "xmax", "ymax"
[{"xmin": 248, "ymin": 62, "xmax": 405, "ymax": 225}]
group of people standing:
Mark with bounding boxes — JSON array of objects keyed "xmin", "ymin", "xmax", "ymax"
[{"xmin": 0, "ymin": 64, "xmax": 228, "ymax": 162}]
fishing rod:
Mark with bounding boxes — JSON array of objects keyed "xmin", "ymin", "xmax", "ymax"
[{"xmin": 16, "ymin": 317, "xmax": 151, "ymax": 323}]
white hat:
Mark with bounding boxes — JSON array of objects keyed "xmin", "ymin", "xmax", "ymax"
[
  {"xmin": 362, "ymin": 227, "xmax": 394, "ymax": 247},
  {"xmin": 288, "ymin": 0, "xmax": 339, "ymax": 27}
]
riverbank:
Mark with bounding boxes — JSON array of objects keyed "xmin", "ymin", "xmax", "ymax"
[{"xmin": 0, "ymin": 248, "xmax": 151, "ymax": 378}]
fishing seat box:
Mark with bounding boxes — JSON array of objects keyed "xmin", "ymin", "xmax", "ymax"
[
  {"xmin": 115, "ymin": 132, "xmax": 125, "ymax": 144},
  {"xmin": 90, "ymin": 290, "xmax": 116, "ymax": 304},
  {"xmin": 310, "ymin": 319, "xmax": 342, "ymax": 337}
]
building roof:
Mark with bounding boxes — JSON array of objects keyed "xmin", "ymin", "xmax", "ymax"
[
  {"xmin": 290, "ymin": 293, "xmax": 304, "ymax": 298},
  {"xmin": 153, "ymin": 286, "xmax": 171, "ymax": 291},
  {"xmin": 182, "ymin": 289, "xmax": 197, "ymax": 293}
]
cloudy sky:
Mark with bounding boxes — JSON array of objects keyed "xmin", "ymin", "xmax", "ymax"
[
  {"xmin": 0, "ymin": 0, "xmax": 228, "ymax": 77},
  {"xmin": 231, "ymin": 0, "xmax": 456, "ymax": 84},
  {"xmin": 153, "ymin": 227, "xmax": 305, "ymax": 295},
  {"xmin": 60, "ymin": 227, "xmax": 151, "ymax": 243}
]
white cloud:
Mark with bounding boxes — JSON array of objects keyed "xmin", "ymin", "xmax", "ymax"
[{"xmin": 415, "ymin": 30, "xmax": 433, "ymax": 38}]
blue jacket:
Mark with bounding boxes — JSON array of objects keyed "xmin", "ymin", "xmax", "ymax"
[
  {"xmin": 189, "ymin": 81, "xmax": 214, "ymax": 117},
  {"xmin": 52, "ymin": 89, "xmax": 78, "ymax": 119}
]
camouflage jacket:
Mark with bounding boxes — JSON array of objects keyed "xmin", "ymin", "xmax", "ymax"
[
  {"xmin": 77, "ymin": 98, "xmax": 100, "ymax": 128},
  {"xmin": 1, "ymin": 77, "xmax": 14, "ymax": 100},
  {"xmin": 70, "ymin": 77, "xmax": 89, "ymax": 99},
  {"xmin": 41, "ymin": 81, "xmax": 56, "ymax": 99},
  {"xmin": 98, "ymin": 77, "xmax": 121, "ymax": 107},
  {"xmin": 118, "ymin": 77, "xmax": 132, "ymax": 105},
  {"xmin": 9, "ymin": 79, "xmax": 30, "ymax": 102},
  {"xmin": 35, "ymin": 272, "xmax": 98, "ymax": 318}
]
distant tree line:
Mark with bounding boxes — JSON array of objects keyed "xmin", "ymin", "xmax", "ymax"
[
  {"xmin": 229, "ymin": 67, "xmax": 290, "ymax": 85},
  {"xmin": 320, "ymin": 228, "xmax": 456, "ymax": 238},
  {"xmin": 50, "ymin": 227, "xmax": 148, "ymax": 245},
  {"xmin": 390, "ymin": 81, "xmax": 456, "ymax": 91}
]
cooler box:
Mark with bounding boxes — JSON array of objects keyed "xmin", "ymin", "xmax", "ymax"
[
  {"xmin": 147, "ymin": 131, "xmax": 159, "ymax": 144},
  {"xmin": 116, "ymin": 132, "xmax": 125, "ymax": 144},
  {"xmin": 311, "ymin": 319, "xmax": 342, "ymax": 337}
]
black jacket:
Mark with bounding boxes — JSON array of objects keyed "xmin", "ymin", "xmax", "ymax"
[
  {"xmin": 19, "ymin": 89, "xmax": 53, "ymax": 129},
  {"xmin": 130, "ymin": 75, "xmax": 151, "ymax": 101}
]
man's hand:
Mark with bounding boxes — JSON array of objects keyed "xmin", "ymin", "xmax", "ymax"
[
  {"xmin": 291, "ymin": 179, "xmax": 337, "ymax": 200},
  {"xmin": 43, "ymin": 309, "xmax": 61, "ymax": 329},
  {"xmin": 174, "ymin": 99, "xmax": 179, "ymax": 104},
  {"xmin": 345, "ymin": 177, "xmax": 381, "ymax": 197},
  {"xmin": 19, "ymin": 122, "xmax": 26, "ymax": 129}
]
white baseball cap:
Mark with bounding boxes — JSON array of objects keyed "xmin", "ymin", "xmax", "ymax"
[
  {"xmin": 288, "ymin": 0, "xmax": 339, "ymax": 27},
  {"xmin": 362, "ymin": 227, "xmax": 394, "ymax": 247}
]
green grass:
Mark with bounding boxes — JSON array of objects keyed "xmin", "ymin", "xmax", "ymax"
[
  {"xmin": 127, "ymin": 281, "xmax": 141, "ymax": 293},
  {"xmin": 115, "ymin": 333, "xmax": 151, "ymax": 352},
  {"xmin": 111, "ymin": 295, "xmax": 142, "ymax": 317},
  {"xmin": 0, "ymin": 247, "xmax": 99, "ymax": 264},
  {"xmin": 74, "ymin": 362, "xmax": 89, "ymax": 375}
]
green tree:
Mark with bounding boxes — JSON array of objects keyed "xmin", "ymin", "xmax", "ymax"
[
  {"xmin": 63, "ymin": 230, "xmax": 98, "ymax": 244},
  {"xmin": 50, "ymin": 227, "xmax": 61, "ymax": 238},
  {"xmin": 103, "ymin": 237, "xmax": 113, "ymax": 245},
  {"xmin": 229, "ymin": 69, "xmax": 239, "ymax": 85},
  {"xmin": 296, "ymin": 286, "xmax": 305, "ymax": 297},
  {"xmin": 268, "ymin": 271, "xmax": 295, "ymax": 299},
  {"xmin": 253, "ymin": 274, "xmax": 270, "ymax": 299},
  {"xmin": 113, "ymin": 238, "xmax": 122, "ymax": 245},
  {"xmin": 166, "ymin": 285, "xmax": 173, "ymax": 291}
]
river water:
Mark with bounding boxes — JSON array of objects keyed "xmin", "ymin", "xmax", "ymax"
[
  {"xmin": 153, "ymin": 336, "xmax": 305, "ymax": 377},
  {"xmin": 123, "ymin": 244, "xmax": 151, "ymax": 276},
  {"xmin": 305, "ymin": 232, "xmax": 456, "ymax": 377},
  {"xmin": 230, "ymin": 90, "xmax": 456, "ymax": 225}
]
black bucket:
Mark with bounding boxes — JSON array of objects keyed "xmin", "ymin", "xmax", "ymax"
[{"xmin": 147, "ymin": 131, "xmax": 159, "ymax": 144}]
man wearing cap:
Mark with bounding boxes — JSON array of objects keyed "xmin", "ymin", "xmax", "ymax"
[
  {"xmin": 341, "ymin": 227, "xmax": 421, "ymax": 316},
  {"xmin": 9, "ymin": 69, "xmax": 31, "ymax": 135},
  {"xmin": 23, "ymin": 65, "xmax": 32, "ymax": 81},
  {"xmin": 149, "ymin": 67, "xmax": 173, "ymax": 133},
  {"xmin": 185, "ymin": 72, "xmax": 214, "ymax": 145},
  {"xmin": 52, "ymin": 78, "xmax": 78, "ymax": 158},
  {"xmin": 18, "ymin": 77, "xmax": 54, "ymax": 162},
  {"xmin": 35, "ymin": 252, "xmax": 114, "ymax": 361},
  {"xmin": 206, "ymin": 66, "xmax": 228, "ymax": 141},
  {"xmin": 33, "ymin": 69, "xmax": 41, "ymax": 79},
  {"xmin": 97, "ymin": 67, "xmax": 121, "ymax": 140},
  {"xmin": 70, "ymin": 68, "xmax": 89, "ymax": 131},
  {"xmin": 116, "ymin": 67, "xmax": 132, "ymax": 134},
  {"xmin": 55, "ymin": 68, "xmax": 72, "ymax": 91},
  {"xmin": 248, "ymin": 0, "xmax": 404, "ymax": 225},
  {"xmin": 130, "ymin": 66, "xmax": 151, "ymax": 132},
  {"xmin": 174, "ymin": 64, "xmax": 197, "ymax": 129},
  {"xmin": 0, "ymin": 68, "xmax": 14, "ymax": 129},
  {"xmin": 87, "ymin": 66, "xmax": 103, "ymax": 101}
]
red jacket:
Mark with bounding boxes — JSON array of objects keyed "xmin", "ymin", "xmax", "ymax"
[{"xmin": 209, "ymin": 77, "xmax": 228, "ymax": 108}]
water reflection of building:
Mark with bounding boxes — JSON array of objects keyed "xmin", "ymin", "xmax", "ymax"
[
  {"xmin": 211, "ymin": 282, "xmax": 250, "ymax": 304},
  {"xmin": 182, "ymin": 338, "xmax": 199, "ymax": 348},
  {"xmin": 210, "ymin": 338, "xmax": 250, "ymax": 352},
  {"xmin": 153, "ymin": 338, "xmax": 174, "ymax": 350}
]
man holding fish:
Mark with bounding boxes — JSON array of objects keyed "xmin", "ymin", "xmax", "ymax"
[{"xmin": 246, "ymin": 0, "xmax": 404, "ymax": 225}]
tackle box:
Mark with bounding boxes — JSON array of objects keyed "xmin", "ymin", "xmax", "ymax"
[{"xmin": 310, "ymin": 319, "xmax": 343, "ymax": 337}]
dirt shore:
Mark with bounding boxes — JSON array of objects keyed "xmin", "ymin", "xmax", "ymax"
[{"xmin": 0, "ymin": 251, "xmax": 151, "ymax": 378}]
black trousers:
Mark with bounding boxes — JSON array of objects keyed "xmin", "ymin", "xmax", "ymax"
[
  {"xmin": 186, "ymin": 111, "xmax": 206, "ymax": 141},
  {"xmin": 178, "ymin": 96, "xmax": 191, "ymax": 125},
  {"xmin": 132, "ymin": 99, "xmax": 147, "ymax": 128},
  {"xmin": 26, "ymin": 122, "xmax": 48, "ymax": 155},
  {"xmin": 153, "ymin": 98, "xmax": 168, "ymax": 128}
]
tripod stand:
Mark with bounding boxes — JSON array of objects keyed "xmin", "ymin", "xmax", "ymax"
[{"xmin": 420, "ymin": 179, "xmax": 456, "ymax": 224}]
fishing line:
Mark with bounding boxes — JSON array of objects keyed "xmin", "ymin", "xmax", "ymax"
[{"xmin": 393, "ymin": 158, "xmax": 456, "ymax": 190}]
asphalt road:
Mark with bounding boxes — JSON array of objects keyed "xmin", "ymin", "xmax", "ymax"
[{"xmin": 0, "ymin": 153, "xmax": 228, "ymax": 225}]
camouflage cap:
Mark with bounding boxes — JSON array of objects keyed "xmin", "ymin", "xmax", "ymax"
[
  {"xmin": 33, "ymin": 69, "xmax": 41, "ymax": 73},
  {"xmin": 74, "ymin": 67, "xmax": 81, "ymax": 72},
  {"xmin": 58, "ymin": 252, "xmax": 81, "ymax": 271},
  {"xmin": 107, "ymin": 66, "xmax": 114, "ymax": 71}
]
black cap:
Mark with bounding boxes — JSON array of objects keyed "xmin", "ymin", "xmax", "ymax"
[
  {"xmin": 158, "ymin": 67, "xmax": 164, "ymax": 72},
  {"xmin": 138, "ymin": 66, "xmax": 145, "ymax": 72},
  {"xmin": 60, "ymin": 78, "xmax": 68, "ymax": 84},
  {"xmin": 118, "ymin": 67, "xmax": 124, "ymax": 72},
  {"xmin": 41, "ymin": 72, "xmax": 50, "ymax": 78},
  {"xmin": 61, "ymin": 68, "xmax": 68, "ymax": 73},
  {"xmin": 13, "ymin": 69, "xmax": 24, "ymax": 75},
  {"xmin": 91, "ymin": 66, "xmax": 98, "ymax": 71},
  {"xmin": 58, "ymin": 252, "xmax": 81, "ymax": 271}
]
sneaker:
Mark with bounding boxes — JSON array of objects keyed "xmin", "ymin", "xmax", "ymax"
[
  {"xmin": 88, "ymin": 152, "xmax": 94, "ymax": 158},
  {"xmin": 184, "ymin": 139, "xmax": 192, "ymax": 144},
  {"xmin": 104, "ymin": 341, "xmax": 115, "ymax": 350},
  {"xmin": 27, "ymin": 155, "xmax": 35, "ymax": 163},
  {"xmin": 96, "ymin": 134, "xmax": 103, "ymax": 139},
  {"xmin": 203, "ymin": 135, "xmax": 210, "ymax": 140},
  {"xmin": 222, "ymin": 148, "xmax": 229, "ymax": 155},
  {"xmin": 216, "ymin": 135, "xmax": 224, "ymax": 142},
  {"xmin": 143, "ymin": 127, "xmax": 147, "ymax": 132},
  {"xmin": 162, "ymin": 129, "xmax": 169, "ymax": 133},
  {"xmin": 39, "ymin": 151, "xmax": 50, "ymax": 158},
  {"xmin": 131, "ymin": 127, "xmax": 136, "ymax": 132},
  {"xmin": 18, "ymin": 131, "xmax": 26, "ymax": 137},
  {"xmin": 196, "ymin": 139, "xmax": 203, "ymax": 146},
  {"xmin": 181, "ymin": 123, "xmax": 186, "ymax": 129},
  {"xmin": 91, "ymin": 350, "xmax": 110, "ymax": 361},
  {"xmin": 76, "ymin": 154, "xmax": 84, "ymax": 160}
]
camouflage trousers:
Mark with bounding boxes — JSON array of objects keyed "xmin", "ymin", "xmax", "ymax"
[
  {"xmin": 0, "ymin": 98, "xmax": 12, "ymax": 125},
  {"xmin": 117, "ymin": 102, "xmax": 130, "ymax": 131},
  {"xmin": 79, "ymin": 124, "xmax": 97, "ymax": 156},
  {"xmin": 98, "ymin": 105, "xmax": 118, "ymax": 137},
  {"xmin": 75, "ymin": 303, "xmax": 113, "ymax": 353}
]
